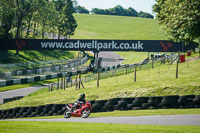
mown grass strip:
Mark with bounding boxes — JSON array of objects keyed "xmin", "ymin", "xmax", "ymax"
[
  {"xmin": 0, "ymin": 121, "xmax": 200, "ymax": 133},
  {"xmin": 22, "ymin": 108, "xmax": 200, "ymax": 119}
]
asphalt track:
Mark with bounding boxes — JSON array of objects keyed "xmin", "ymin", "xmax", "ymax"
[
  {"xmin": 0, "ymin": 85, "xmax": 47, "ymax": 104},
  {"xmin": 4, "ymin": 115, "xmax": 200, "ymax": 126}
]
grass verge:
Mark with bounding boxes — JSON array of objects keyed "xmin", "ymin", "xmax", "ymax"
[
  {"xmin": 0, "ymin": 79, "xmax": 57, "ymax": 92},
  {"xmin": 21, "ymin": 108, "xmax": 200, "ymax": 119},
  {"xmin": 0, "ymin": 121, "xmax": 200, "ymax": 133}
]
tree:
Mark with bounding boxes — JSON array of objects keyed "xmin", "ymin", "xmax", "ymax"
[
  {"xmin": 75, "ymin": 5, "xmax": 89, "ymax": 14},
  {"xmin": 0, "ymin": 0, "xmax": 15, "ymax": 38},
  {"xmin": 38, "ymin": 1, "xmax": 58, "ymax": 38},
  {"xmin": 63, "ymin": 0, "xmax": 77, "ymax": 39},
  {"xmin": 14, "ymin": 0, "xmax": 39, "ymax": 39},
  {"xmin": 153, "ymin": 0, "xmax": 200, "ymax": 44},
  {"xmin": 138, "ymin": 11, "xmax": 153, "ymax": 19},
  {"xmin": 128, "ymin": 7, "xmax": 138, "ymax": 17},
  {"xmin": 112, "ymin": 5, "xmax": 125, "ymax": 16}
]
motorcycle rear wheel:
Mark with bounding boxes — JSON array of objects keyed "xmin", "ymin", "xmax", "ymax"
[{"xmin": 81, "ymin": 108, "xmax": 90, "ymax": 118}]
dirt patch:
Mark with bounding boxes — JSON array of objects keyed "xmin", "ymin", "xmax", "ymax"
[{"xmin": 187, "ymin": 57, "xmax": 199, "ymax": 62}]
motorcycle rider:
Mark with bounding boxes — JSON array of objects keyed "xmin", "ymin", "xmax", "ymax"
[{"xmin": 71, "ymin": 93, "xmax": 86, "ymax": 111}]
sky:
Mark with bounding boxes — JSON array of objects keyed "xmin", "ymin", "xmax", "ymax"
[{"xmin": 76, "ymin": 0, "xmax": 156, "ymax": 14}]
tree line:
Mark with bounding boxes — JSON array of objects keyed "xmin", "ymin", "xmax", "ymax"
[
  {"xmin": 75, "ymin": 5, "xmax": 154, "ymax": 19},
  {"xmin": 0, "ymin": 0, "xmax": 77, "ymax": 40}
]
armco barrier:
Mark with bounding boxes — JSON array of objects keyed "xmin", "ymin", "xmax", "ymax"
[{"xmin": 1, "ymin": 95, "xmax": 200, "ymax": 120}]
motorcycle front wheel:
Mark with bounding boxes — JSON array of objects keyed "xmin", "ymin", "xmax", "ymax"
[
  {"xmin": 81, "ymin": 108, "xmax": 91, "ymax": 118},
  {"xmin": 64, "ymin": 109, "xmax": 71, "ymax": 118}
]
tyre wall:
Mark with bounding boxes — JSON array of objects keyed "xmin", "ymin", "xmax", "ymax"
[
  {"xmin": 1, "ymin": 95, "xmax": 200, "ymax": 120},
  {"xmin": 3, "ymin": 96, "xmax": 24, "ymax": 104}
]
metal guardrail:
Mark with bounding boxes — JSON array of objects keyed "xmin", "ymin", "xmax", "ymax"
[{"xmin": 0, "ymin": 55, "xmax": 88, "ymax": 80}]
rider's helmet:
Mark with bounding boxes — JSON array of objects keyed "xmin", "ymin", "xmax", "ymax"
[{"xmin": 81, "ymin": 93, "xmax": 85, "ymax": 99}]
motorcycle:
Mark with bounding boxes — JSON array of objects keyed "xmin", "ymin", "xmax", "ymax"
[{"xmin": 64, "ymin": 101, "xmax": 92, "ymax": 118}]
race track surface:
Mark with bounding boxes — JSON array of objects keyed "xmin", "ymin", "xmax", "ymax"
[
  {"xmin": 0, "ymin": 85, "xmax": 47, "ymax": 104},
  {"xmin": 4, "ymin": 115, "xmax": 200, "ymax": 126}
]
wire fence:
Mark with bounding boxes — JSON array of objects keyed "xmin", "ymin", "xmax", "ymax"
[{"xmin": 48, "ymin": 54, "xmax": 178, "ymax": 91}]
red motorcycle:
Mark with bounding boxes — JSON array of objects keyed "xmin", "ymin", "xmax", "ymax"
[{"xmin": 64, "ymin": 101, "xmax": 92, "ymax": 118}]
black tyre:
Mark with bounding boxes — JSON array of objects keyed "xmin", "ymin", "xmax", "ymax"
[
  {"xmin": 53, "ymin": 104, "xmax": 63, "ymax": 110},
  {"xmin": 57, "ymin": 110, "xmax": 65, "ymax": 115},
  {"xmin": 45, "ymin": 104, "xmax": 54, "ymax": 108},
  {"xmin": 142, "ymin": 103, "xmax": 150, "ymax": 109},
  {"xmin": 107, "ymin": 98, "xmax": 120, "ymax": 104},
  {"xmin": 95, "ymin": 100, "xmax": 107, "ymax": 106},
  {"xmin": 149, "ymin": 96, "xmax": 162, "ymax": 100},
  {"xmin": 120, "ymin": 98, "xmax": 134, "ymax": 104},
  {"xmin": 132, "ymin": 101, "xmax": 142, "ymax": 107},
  {"xmin": 127, "ymin": 104, "xmax": 134, "ymax": 109},
  {"xmin": 81, "ymin": 108, "xmax": 91, "ymax": 118},
  {"xmin": 64, "ymin": 110, "xmax": 71, "ymax": 118},
  {"xmin": 162, "ymin": 95, "xmax": 179, "ymax": 100},
  {"xmin": 135, "ymin": 97, "xmax": 149, "ymax": 102}
]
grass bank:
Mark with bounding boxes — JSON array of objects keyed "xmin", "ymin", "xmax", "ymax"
[
  {"xmin": 73, "ymin": 14, "xmax": 167, "ymax": 40},
  {"xmin": 0, "ymin": 56, "xmax": 199, "ymax": 110},
  {"xmin": 1, "ymin": 50, "xmax": 77, "ymax": 64}
]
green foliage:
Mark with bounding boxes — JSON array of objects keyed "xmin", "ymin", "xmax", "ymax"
[
  {"xmin": 0, "ymin": 0, "xmax": 78, "ymax": 39},
  {"xmin": 91, "ymin": 5, "xmax": 153, "ymax": 18},
  {"xmin": 75, "ymin": 5, "xmax": 89, "ymax": 14},
  {"xmin": 0, "ymin": 0, "xmax": 15, "ymax": 38},
  {"xmin": 53, "ymin": 0, "xmax": 77, "ymax": 39},
  {"xmin": 153, "ymin": 0, "xmax": 200, "ymax": 43},
  {"xmin": 63, "ymin": 0, "xmax": 78, "ymax": 38}
]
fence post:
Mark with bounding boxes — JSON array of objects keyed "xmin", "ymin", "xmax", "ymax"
[
  {"xmin": 66, "ymin": 76, "xmax": 68, "ymax": 88},
  {"xmin": 152, "ymin": 57, "xmax": 154, "ymax": 69},
  {"xmin": 176, "ymin": 52, "xmax": 180, "ymax": 78},
  {"xmin": 97, "ymin": 70, "xmax": 100, "ymax": 88},
  {"xmin": 134, "ymin": 66, "xmax": 137, "ymax": 82},
  {"xmin": 70, "ymin": 76, "xmax": 72, "ymax": 87},
  {"xmin": 78, "ymin": 72, "xmax": 81, "ymax": 89},
  {"xmin": 57, "ymin": 78, "xmax": 60, "ymax": 90},
  {"xmin": 126, "ymin": 65, "xmax": 128, "ymax": 75},
  {"xmin": 64, "ymin": 76, "xmax": 66, "ymax": 90},
  {"xmin": 51, "ymin": 83, "xmax": 54, "ymax": 91},
  {"xmin": 48, "ymin": 84, "xmax": 50, "ymax": 92}
]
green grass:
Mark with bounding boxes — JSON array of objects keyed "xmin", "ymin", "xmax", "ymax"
[
  {"xmin": 0, "ymin": 121, "xmax": 200, "ymax": 133},
  {"xmin": 22, "ymin": 108, "xmax": 200, "ymax": 119},
  {"xmin": 91, "ymin": 108, "xmax": 200, "ymax": 117},
  {"xmin": 1, "ymin": 50, "xmax": 77, "ymax": 64},
  {"xmin": 115, "ymin": 51, "xmax": 149, "ymax": 64},
  {"xmin": 0, "ymin": 50, "xmax": 78, "ymax": 72},
  {"xmin": 73, "ymin": 14, "xmax": 167, "ymax": 40},
  {"xmin": 0, "ymin": 79, "xmax": 57, "ymax": 92},
  {"xmin": 0, "ymin": 57, "xmax": 199, "ymax": 110}
]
